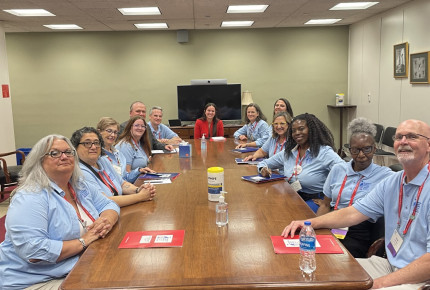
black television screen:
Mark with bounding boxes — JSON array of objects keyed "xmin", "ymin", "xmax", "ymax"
[{"xmin": 177, "ymin": 84, "xmax": 242, "ymax": 122}]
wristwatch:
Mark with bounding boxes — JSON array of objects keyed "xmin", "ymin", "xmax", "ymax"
[
  {"xmin": 78, "ymin": 238, "xmax": 87, "ymax": 250},
  {"xmin": 135, "ymin": 187, "xmax": 140, "ymax": 193}
]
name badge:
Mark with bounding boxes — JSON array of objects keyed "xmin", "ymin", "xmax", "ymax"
[
  {"xmin": 290, "ymin": 180, "xmax": 302, "ymax": 192},
  {"xmin": 387, "ymin": 229, "xmax": 403, "ymax": 257},
  {"xmin": 113, "ymin": 165, "xmax": 122, "ymax": 176},
  {"xmin": 294, "ymin": 165, "xmax": 303, "ymax": 175}
]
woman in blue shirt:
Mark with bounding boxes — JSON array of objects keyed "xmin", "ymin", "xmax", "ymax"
[
  {"xmin": 234, "ymin": 103, "xmax": 270, "ymax": 148},
  {"xmin": 71, "ymin": 127, "xmax": 156, "ymax": 207},
  {"xmin": 318, "ymin": 117, "xmax": 393, "ymax": 257},
  {"xmin": 243, "ymin": 112, "xmax": 292, "ymax": 174},
  {"xmin": 0, "ymin": 135, "xmax": 119, "ymax": 289},
  {"xmin": 258, "ymin": 113, "xmax": 343, "ymax": 212}
]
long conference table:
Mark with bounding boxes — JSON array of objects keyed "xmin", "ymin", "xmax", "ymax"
[{"xmin": 61, "ymin": 139, "xmax": 372, "ymax": 289}]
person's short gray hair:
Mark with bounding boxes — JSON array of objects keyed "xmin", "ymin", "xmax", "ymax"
[
  {"xmin": 149, "ymin": 106, "xmax": 163, "ymax": 116},
  {"xmin": 348, "ymin": 117, "xmax": 377, "ymax": 141},
  {"xmin": 17, "ymin": 135, "xmax": 83, "ymax": 192}
]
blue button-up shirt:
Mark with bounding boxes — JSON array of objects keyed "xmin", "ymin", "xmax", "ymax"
[
  {"xmin": 260, "ymin": 137, "xmax": 287, "ymax": 174},
  {"xmin": 234, "ymin": 120, "xmax": 270, "ymax": 147},
  {"xmin": 258, "ymin": 145, "xmax": 343, "ymax": 194},
  {"xmin": 148, "ymin": 122, "xmax": 178, "ymax": 140},
  {"xmin": 0, "ymin": 181, "xmax": 119, "ymax": 289},
  {"xmin": 354, "ymin": 164, "xmax": 430, "ymax": 268},
  {"xmin": 80, "ymin": 157, "xmax": 124, "ymax": 196},
  {"xmin": 324, "ymin": 160, "xmax": 393, "ymax": 208},
  {"xmin": 102, "ymin": 148, "xmax": 140, "ymax": 183},
  {"xmin": 116, "ymin": 140, "xmax": 149, "ymax": 170}
]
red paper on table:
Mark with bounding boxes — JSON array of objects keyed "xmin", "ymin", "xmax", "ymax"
[
  {"xmin": 270, "ymin": 235, "xmax": 344, "ymax": 254},
  {"xmin": 119, "ymin": 230, "xmax": 185, "ymax": 249}
]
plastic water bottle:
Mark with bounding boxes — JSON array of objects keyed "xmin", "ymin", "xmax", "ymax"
[
  {"xmin": 216, "ymin": 195, "xmax": 228, "ymax": 227},
  {"xmin": 201, "ymin": 134, "xmax": 207, "ymax": 150},
  {"xmin": 299, "ymin": 221, "xmax": 316, "ymax": 274}
]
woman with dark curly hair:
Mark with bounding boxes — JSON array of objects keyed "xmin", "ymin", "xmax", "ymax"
[{"xmin": 258, "ymin": 113, "xmax": 343, "ymax": 212}]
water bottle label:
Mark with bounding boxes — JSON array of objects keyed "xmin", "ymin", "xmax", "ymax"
[{"xmin": 300, "ymin": 237, "xmax": 316, "ymax": 250}]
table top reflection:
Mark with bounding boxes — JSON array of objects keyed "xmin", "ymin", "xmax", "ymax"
[{"xmin": 61, "ymin": 139, "xmax": 372, "ymax": 289}]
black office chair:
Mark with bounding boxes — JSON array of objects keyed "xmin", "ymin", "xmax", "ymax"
[
  {"xmin": 373, "ymin": 123, "xmax": 384, "ymax": 148},
  {"xmin": 374, "ymin": 126, "xmax": 396, "ymax": 156},
  {"xmin": 389, "ymin": 163, "xmax": 403, "ymax": 172}
]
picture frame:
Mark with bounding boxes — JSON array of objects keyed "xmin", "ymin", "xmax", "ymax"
[
  {"xmin": 394, "ymin": 42, "xmax": 408, "ymax": 78},
  {"xmin": 410, "ymin": 52, "xmax": 430, "ymax": 84}
]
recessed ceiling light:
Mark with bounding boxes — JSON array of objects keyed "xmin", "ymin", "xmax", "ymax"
[
  {"xmin": 118, "ymin": 7, "xmax": 161, "ymax": 15},
  {"xmin": 3, "ymin": 9, "xmax": 55, "ymax": 17},
  {"xmin": 330, "ymin": 2, "xmax": 379, "ymax": 10},
  {"xmin": 44, "ymin": 24, "xmax": 83, "ymax": 30},
  {"xmin": 134, "ymin": 23, "xmax": 168, "ymax": 29},
  {"xmin": 227, "ymin": 5, "xmax": 268, "ymax": 13},
  {"xmin": 305, "ymin": 19, "xmax": 342, "ymax": 25},
  {"xmin": 221, "ymin": 21, "xmax": 254, "ymax": 27}
]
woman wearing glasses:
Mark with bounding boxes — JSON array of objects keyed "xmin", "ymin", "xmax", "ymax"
[
  {"xmin": 116, "ymin": 116, "xmax": 173, "ymax": 177},
  {"xmin": 234, "ymin": 103, "xmax": 270, "ymax": 148},
  {"xmin": 71, "ymin": 127, "xmax": 156, "ymax": 207},
  {"xmin": 0, "ymin": 135, "xmax": 119, "ymax": 289},
  {"xmin": 243, "ymin": 112, "xmax": 292, "ymax": 174},
  {"xmin": 96, "ymin": 117, "xmax": 141, "ymax": 183},
  {"xmin": 317, "ymin": 118, "xmax": 393, "ymax": 258}
]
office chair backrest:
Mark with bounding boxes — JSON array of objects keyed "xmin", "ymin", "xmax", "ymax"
[
  {"xmin": 373, "ymin": 123, "xmax": 384, "ymax": 146},
  {"xmin": 381, "ymin": 126, "xmax": 397, "ymax": 148}
]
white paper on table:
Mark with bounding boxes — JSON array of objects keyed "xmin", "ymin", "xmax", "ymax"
[{"xmin": 144, "ymin": 179, "xmax": 172, "ymax": 184}]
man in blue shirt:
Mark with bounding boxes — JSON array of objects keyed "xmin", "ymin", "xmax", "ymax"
[
  {"xmin": 148, "ymin": 106, "xmax": 182, "ymax": 144},
  {"xmin": 282, "ymin": 119, "xmax": 430, "ymax": 289}
]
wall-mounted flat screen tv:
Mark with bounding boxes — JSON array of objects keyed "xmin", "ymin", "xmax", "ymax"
[{"xmin": 177, "ymin": 84, "xmax": 242, "ymax": 122}]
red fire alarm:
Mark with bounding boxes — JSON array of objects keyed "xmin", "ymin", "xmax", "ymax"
[{"xmin": 2, "ymin": 84, "xmax": 10, "ymax": 98}]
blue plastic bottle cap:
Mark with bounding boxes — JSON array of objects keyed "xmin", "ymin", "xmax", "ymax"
[{"xmin": 304, "ymin": 221, "xmax": 311, "ymax": 226}]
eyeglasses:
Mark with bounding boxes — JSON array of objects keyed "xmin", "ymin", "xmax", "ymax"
[
  {"xmin": 272, "ymin": 122, "xmax": 287, "ymax": 127},
  {"xmin": 133, "ymin": 124, "xmax": 147, "ymax": 129},
  {"xmin": 105, "ymin": 129, "xmax": 119, "ymax": 135},
  {"xmin": 393, "ymin": 133, "xmax": 430, "ymax": 141},
  {"xmin": 45, "ymin": 150, "xmax": 76, "ymax": 158},
  {"xmin": 79, "ymin": 141, "xmax": 101, "ymax": 148},
  {"xmin": 349, "ymin": 146, "xmax": 374, "ymax": 155}
]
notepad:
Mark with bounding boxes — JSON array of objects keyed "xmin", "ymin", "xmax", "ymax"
[
  {"xmin": 235, "ymin": 158, "xmax": 265, "ymax": 165},
  {"xmin": 270, "ymin": 235, "xmax": 344, "ymax": 254},
  {"xmin": 241, "ymin": 174, "xmax": 286, "ymax": 183},
  {"xmin": 232, "ymin": 147, "xmax": 258, "ymax": 153},
  {"xmin": 119, "ymin": 230, "xmax": 185, "ymax": 248}
]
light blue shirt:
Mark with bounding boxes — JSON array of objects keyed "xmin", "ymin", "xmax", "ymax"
[
  {"xmin": 260, "ymin": 137, "xmax": 286, "ymax": 174},
  {"xmin": 323, "ymin": 160, "xmax": 393, "ymax": 208},
  {"xmin": 102, "ymin": 148, "xmax": 140, "ymax": 183},
  {"xmin": 233, "ymin": 120, "xmax": 270, "ymax": 147},
  {"xmin": 0, "ymin": 181, "xmax": 119, "ymax": 289},
  {"xmin": 80, "ymin": 157, "xmax": 124, "ymax": 196},
  {"xmin": 258, "ymin": 145, "xmax": 343, "ymax": 194},
  {"xmin": 148, "ymin": 122, "xmax": 178, "ymax": 140},
  {"xmin": 116, "ymin": 140, "xmax": 149, "ymax": 170},
  {"xmin": 354, "ymin": 164, "xmax": 430, "ymax": 269}
]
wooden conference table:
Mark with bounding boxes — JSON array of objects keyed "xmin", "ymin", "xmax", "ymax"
[{"xmin": 61, "ymin": 139, "xmax": 372, "ymax": 289}]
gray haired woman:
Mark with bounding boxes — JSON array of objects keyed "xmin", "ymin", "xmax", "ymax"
[{"xmin": 0, "ymin": 134, "xmax": 119, "ymax": 289}]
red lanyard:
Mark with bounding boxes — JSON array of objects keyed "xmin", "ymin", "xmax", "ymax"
[
  {"xmin": 132, "ymin": 138, "xmax": 146, "ymax": 156},
  {"xmin": 397, "ymin": 168, "xmax": 429, "ymax": 236},
  {"xmin": 153, "ymin": 130, "xmax": 161, "ymax": 139},
  {"xmin": 67, "ymin": 183, "xmax": 95, "ymax": 222},
  {"xmin": 106, "ymin": 155, "xmax": 121, "ymax": 167},
  {"xmin": 334, "ymin": 175, "xmax": 365, "ymax": 210},
  {"xmin": 273, "ymin": 138, "xmax": 286, "ymax": 155},
  {"xmin": 98, "ymin": 170, "xmax": 119, "ymax": 195},
  {"xmin": 248, "ymin": 122, "xmax": 258, "ymax": 138},
  {"xmin": 288, "ymin": 147, "xmax": 306, "ymax": 182}
]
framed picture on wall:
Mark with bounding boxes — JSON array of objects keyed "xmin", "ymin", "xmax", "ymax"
[
  {"xmin": 410, "ymin": 52, "xmax": 430, "ymax": 84},
  {"xmin": 393, "ymin": 42, "xmax": 408, "ymax": 78}
]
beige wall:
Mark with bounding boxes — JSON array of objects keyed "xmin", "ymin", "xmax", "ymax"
[
  {"xmin": 348, "ymin": 0, "xmax": 430, "ymax": 129},
  {"xmin": 6, "ymin": 26, "xmax": 349, "ymax": 148}
]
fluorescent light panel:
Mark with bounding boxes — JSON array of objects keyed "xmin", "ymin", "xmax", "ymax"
[
  {"xmin": 221, "ymin": 21, "xmax": 254, "ymax": 27},
  {"xmin": 305, "ymin": 19, "xmax": 342, "ymax": 25},
  {"xmin": 3, "ymin": 9, "xmax": 55, "ymax": 17},
  {"xmin": 330, "ymin": 2, "xmax": 379, "ymax": 10},
  {"xmin": 44, "ymin": 24, "xmax": 82, "ymax": 30},
  {"xmin": 135, "ymin": 23, "xmax": 168, "ymax": 29},
  {"xmin": 227, "ymin": 5, "xmax": 268, "ymax": 13},
  {"xmin": 118, "ymin": 7, "xmax": 161, "ymax": 15}
]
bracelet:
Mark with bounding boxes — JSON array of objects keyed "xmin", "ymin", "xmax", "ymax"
[
  {"xmin": 135, "ymin": 187, "xmax": 140, "ymax": 193},
  {"xmin": 78, "ymin": 238, "xmax": 87, "ymax": 250}
]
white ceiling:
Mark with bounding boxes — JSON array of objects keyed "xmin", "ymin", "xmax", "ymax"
[{"xmin": 0, "ymin": 0, "xmax": 413, "ymax": 33}]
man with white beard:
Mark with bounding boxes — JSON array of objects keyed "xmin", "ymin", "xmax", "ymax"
[{"xmin": 282, "ymin": 119, "xmax": 430, "ymax": 289}]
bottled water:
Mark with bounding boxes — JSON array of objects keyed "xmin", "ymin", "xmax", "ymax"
[
  {"xmin": 216, "ymin": 195, "xmax": 228, "ymax": 227},
  {"xmin": 299, "ymin": 221, "xmax": 316, "ymax": 274},
  {"xmin": 201, "ymin": 134, "xmax": 207, "ymax": 150}
]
